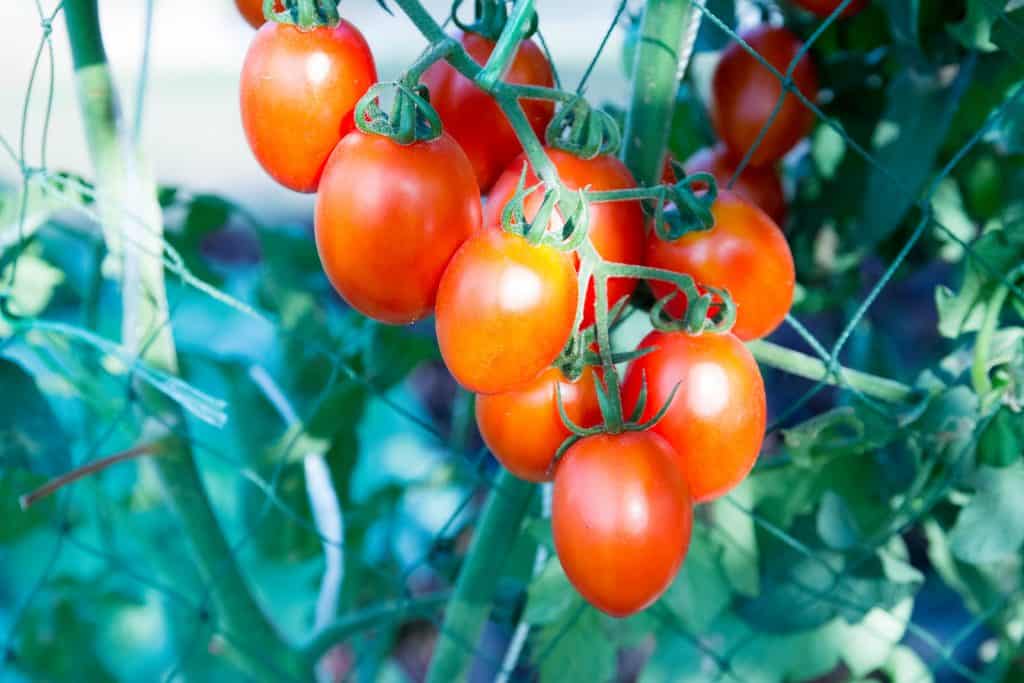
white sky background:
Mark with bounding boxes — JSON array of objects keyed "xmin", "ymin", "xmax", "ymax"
[{"xmin": 1, "ymin": 1, "xmax": 629, "ymax": 220}]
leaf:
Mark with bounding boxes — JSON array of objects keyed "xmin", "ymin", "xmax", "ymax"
[
  {"xmin": 363, "ymin": 324, "xmax": 438, "ymax": 390},
  {"xmin": 533, "ymin": 607, "xmax": 615, "ymax": 683},
  {"xmin": 879, "ymin": 0, "xmax": 920, "ymax": 47},
  {"xmin": 524, "ymin": 557, "xmax": 580, "ymax": 626},
  {"xmin": 0, "ymin": 357, "xmax": 70, "ymax": 476},
  {"xmin": 947, "ymin": 0, "xmax": 1004, "ymax": 51},
  {"xmin": 949, "ymin": 463, "xmax": 1024, "ymax": 563},
  {"xmin": 817, "ymin": 491, "xmax": 863, "ymax": 550},
  {"xmin": 693, "ymin": 0, "xmax": 736, "ymax": 53},
  {"xmin": 991, "ymin": 8, "xmax": 1024, "ymax": 61},
  {"xmin": 879, "ymin": 645, "xmax": 933, "ymax": 683},
  {"xmin": 978, "ymin": 405, "xmax": 1024, "ymax": 467},
  {"xmin": 638, "ymin": 632, "xmax": 706, "ymax": 683},
  {"xmin": 660, "ymin": 526, "xmax": 733, "ymax": 632},
  {"xmin": 860, "ymin": 62, "xmax": 974, "ymax": 249}
]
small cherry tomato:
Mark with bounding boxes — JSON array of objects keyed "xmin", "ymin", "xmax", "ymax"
[
  {"xmin": 485, "ymin": 149, "xmax": 645, "ymax": 327},
  {"xmin": 679, "ymin": 145, "xmax": 787, "ymax": 225},
  {"xmin": 315, "ymin": 131, "xmax": 481, "ymax": 324},
  {"xmin": 553, "ymin": 431, "xmax": 693, "ymax": 617},
  {"xmin": 435, "ymin": 229, "xmax": 578, "ymax": 394},
  {"xmin": 476, "ymin": 366, "xmax": 602, "ymax": 482},
  {"xmin": 622, "ymin": 330, "xmax": 766, "ymax": 502},
  {"xmin": 235, "ymin": 0, "xmax": 283, "ymax": 28},
  {"xmin": 791, "ymin": 0, "xmax": 866, "ymax": 18},
  {"xmin": 422, "ymin": 32, "xmax": 554, "ymax": 191},
  {"xmin": 645, "ymin": 192, "xmax": 794, "ymax": 340},
  {"xmin": 711, "ymin": 26, "xmax": 818, "ymax": 166},
  {"xmin": 240, "ymin": 20, "xmax": 377, "ymax": 192}
]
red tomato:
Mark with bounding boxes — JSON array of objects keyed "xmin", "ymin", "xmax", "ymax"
[
  {"xmin": 553, "ymin": 431, "xmax": 693, "ymax": 617},
  {"xmin": 235, "ymin": 0, "xmax": 283, "ymax": 28},
  {"xmin": 622, "ymin": 330, "xmax": 766, "ymax": 503},
  {"xmin": 791, "ymin": 0, "xmax": 866, "ymax": 17},
  {"xmin": 645, "ymin": 192, "xmax": 794, "ymax": 340},
  {"xmin": 476, "ymin": 366, "xmax": 602, "ymax": 482},
  {"xmin": 435, "ymin": 229, "xmax": 578, "ymax": 394},
  {"xmin": 484, "ymin": 149, "xmax": 646, "ymax": 327},
  {"xmin": 240, "ymin": 21, "xmax": 377, "ymax": 192},
  {"xmin": 680, "ymin": 145, "xmax": 787, "ymax": 225},
  {"xmin": 711, "ymin": 27, "xmax": 818, "ymax": 166},
  {"xmin": 422, "ymin": 32, "xmax": 554, "ymax": 191},
  {"xmin": 315, "ymin": 131, "xmax": 480, "ymax": 324}
]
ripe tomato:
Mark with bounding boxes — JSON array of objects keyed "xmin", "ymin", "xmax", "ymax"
[
  {"xmin": 553, "ymin": 431, "xmax": 692, "ymax": 617},
  {"xmin": 235, "ymin": 0, "xmax": 283, "ymax": 28},
  {"xmin": 679, "ymin": 145, "xmax": 786, "ymax": 225},
  {"xmin": 240, "ymin": 21, "xmax": 377, "ymax": 192},
  {"xmin": 476, "ymin": 366, "xmax": 602, "ymax": 482},
  {"xmin": 791, "ymin": 0, "xmax": 866, "ymax": 17},
  {"xmin": 422, "ymin": 32, "xmax": 554, "ymax": 191},
  {"xmin": 315, "ymin": 131, "xmax": 480, "ymax": 324},
  {"xmin": 484, "ymin": 149, "xmax": 645, "ymax": 327},
  {"xmin": 711, "ymin": 27, "xmax": 818, "ymax": 166},
  {"xmin": 645, "ymin": 192, "xmax": 794, "ymax": 340},
  {"xmin": 435, "ymin": 229, "xmax": 578, "ymax": 394},
  {"xmin": 622, "ymin": 330, "xmax": 766, "ymax": 503}
]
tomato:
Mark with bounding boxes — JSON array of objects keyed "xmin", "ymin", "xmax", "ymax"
[
  {"xmin": 240, "ymin": 21, "xmax": 377, "ymax": 192},
  {"xmin": 791, "ymin": 0, "xmax": 866, "ymax": 17},
  {"xmin": 645, "ymin": 192, "xmax": 794, "ymax": 340},
  {"xmin": 435, "ymin": 229, "xmax": 578, "ymax": 394},
  {"xmin": 476, "ymin": 366, "xmax": 602, "ymax": 482},
  {"xmin": 315, "ymin": 131, "xmax": 480, "ymax": 324},
  {"xmin": 622, "ymin": 331, "xmax": 766, "ymax": 503},
  {"xmin": 553, "ymin": 431, "xmax": 692, "ymax": 617},
  {"xmin": 422, "ymin": 32, "xmax": 554, "ymax": 191},
  {"xmin": 710, "ymin": 27, "xmax": 818, "ymax": 166},
  {"xmin": 235, "ymin": 0, "xmax": 283, "ymax": 28},
  {"xmin": 678, "ymin": 145, "xmax": 786, "ymax": 225},
  {"xmin": 484, "ymin": 149, "xmax": 645, "ymax": 327}
]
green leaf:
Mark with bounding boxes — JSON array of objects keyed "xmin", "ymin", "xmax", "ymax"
[
  {"xmin": 949, "ymin": 463, "xmax": 1024, "ymax": 563},
  {"xmin": 533, "ymin": 607, "xmax": 615, "ymax": 683},
  {"xmin": 817, "ymin": 491, "xmax": 863, "ymax": 550},
  {"xmin": 524, "ymin": 557, "xmax": 580, "ymax": 626},
  {"xmin": 660, "ymin": 525, "xmax": 733, "ymax": 632},
  {"xmin": 947, "ymin": 0, "xmax": 1004, "ymax": 51},
  {"xmin": 712, "ymin": 481, "xmax": 760, "ymax": 596},
  {"xmin": 693, "ymin": 0, "xmax": 736, "ymax": 53},
  {"xmin": 879, "ymin": 645, "xmax": 933, "ymax": 683},
  {"xmin": 0, "ymin": 357, "xmax": 70, "ymax": 476},
  {"xmin": 991, "ymin": 8, "xmax": 1024, "ymax": 61},
  {"xmin": 978, "ymin": 405, "xmax": 1024, "ymax": 468},
  {"xmin": 880, "ymin": 0, "xmax": 920, "ymax": 47},
  {"xmin": 363, "ymin": 324, "xmax": 438, "ymax": 390},
  {"xmin": 638, "ymin": 632, "xmax": 705, "ymax": 683}
]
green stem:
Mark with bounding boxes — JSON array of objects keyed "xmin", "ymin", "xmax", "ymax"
[
  {"xmin": 621, "ymin": 0, "xmax": 694, "ymax": 186},
  {"xmin": 478, "ymin": 0, "xmax": 535, "ymax": 89},
  {"xmin": 425, "ymin": 472, "xmax": 535, "ymax": 683},
  {"xmin": 747, "ymin": 340, "xmax": 914, "ymax": 403},
  {"xmin": 972, "ymin": 284, "xmax": 1009, "ymax": 399},
  {"xmin": 506, "ymin": 83, "xmax": 577, "ymax": 103},
  {"xmin": 63, "ymin": 2, "xmax": 308, "ymax": 680},
  {"xmin": 403, "ymin": 38, "xmax": 458, "ymax": 84}
]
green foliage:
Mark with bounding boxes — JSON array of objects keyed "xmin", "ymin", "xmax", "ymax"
[{"xmin": 0, "ymin": 357, "xmax": 70, "ymax": 476}]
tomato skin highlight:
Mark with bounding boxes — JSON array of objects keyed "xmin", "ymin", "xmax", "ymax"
[
  {"xmin": 240, "ymin": 21, "xmax": 377, "ymax": 192},
  {"xmin": 622, "ymin": 330, "xmax": 766, "ymax": 503},
  {"xmin": 553, "ymin": 431, "xmax": 693, "ymax": 617},
  {"xmin": 791, "ymin": 0, "xmax": 866, "ymax": 17},
  {"xmin": 235, "ymin": 0, "xmax": 283, "ymax": 28},
  {"xmin": 315, "ymin": 131, "xmax": 481, "ymax": 324},
  {"xmin": 645, "ymin": 192, "xmax": 794, "ymax": 341},
  {"xmin": 476, "ymin": 366, "xmax": 602, "ymax": 482},
  {"xmin": 682, "ymin": 145, "xmax": 787, "ymax": 225},
  {"xmin": 435, "ymin": 229, "xmax": 578, "ymax": 394},
  {"xmin": 711, "ymin": 26, "xmax": 818, "ymax": 166},
  {"xmin": 422, "ymin": 32, "xmax": 554, "ymax": 191},
  {"xmin": 485, "ymin": 149, "xmax": 646, "ymax": 327}
]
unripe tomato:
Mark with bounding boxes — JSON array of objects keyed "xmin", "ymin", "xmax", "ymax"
[
  {"xmin": 622, "ymin": 331, "xmax": 766, "ymax": 503},
  {"xmin": 240, "ymin": 21, "xmax": 377, "ymax": 192},
  {"xmin": 680, "ymin": 145, "xmax": 787, "ymax": 225},
  {"xmin": 711, "ymin": 27, "xmax": 818, "ymax": 166},
  {"xmin": 235, "ymin": 0, "xmax": 283, "ymax": 28},
  {"xmin": 476, "ymin": 366, "xmax": 602, "ymax": 482},
  {"xmin": 435, "ymin": 229, "xmax": 578, "ymax": 394},
  {"xmin": 553, "ymin": 431, "xmax": 693, "ymax": 617},
  {"xmin": 485, "ymin": 150, "xmax": 645, "ymax": 327},
  {"xmin": 791, "ymin": 0, "xmax": 867, "ymax": 18},
  {"xmin": 645, "ymin": 193, "xmax": 794, "ymax": 340},
  {"xmin": 315, "ymin": 131, "xmax": 480, "ymax": 324},
  {"xmin": 422, "ymin": 32, "xmax": 554, "ymax": 191}
]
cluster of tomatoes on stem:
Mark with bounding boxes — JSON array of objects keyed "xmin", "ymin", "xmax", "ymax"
[{"xmin": 235, "ymin": 0, "xmax": 855, "ymax": 618}]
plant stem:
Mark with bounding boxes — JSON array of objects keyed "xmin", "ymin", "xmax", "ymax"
[
  {"xmin": 747, "ymin": 340, "xmax": 914, "ymax": 403},
  {"xmin": 19, "ymin": 442, "xmax": 162, "ymax": 509},
  {"xmin": 62, "ymin": 2, "xmax": 308, "ymax": 680},
  {"xmin": 425, "ymin": 471, "xmax": 535, "ymax": 683},
  {"xmin": 972, "ymin": 284, "xmax": 1009, "ymax": 400},
  {"xmin": 478, "ymin": 0, "xmax": 535, "ymax": 89}
]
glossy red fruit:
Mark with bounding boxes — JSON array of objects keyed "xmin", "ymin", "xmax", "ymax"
[
  {"xmin": 680, "ymin": 145, "xmax": 787, "ymax": 225},
  {"xmin": 240, "ymin": 21, "xmax": 377, "ymax": 192},
  {"xmin": 435, "ymin": 229, "xmax": 578, "ymax": 394},
  {"xmin": 791, "ymin": 0, "xmax": 867, "ymax": 18},
  {"xmin": 422, "ymin": 32, "xmax": 554, "ymax": 191},
  {"xmin": 553, "ymin": 431, "xmax": 693, "ymax": 617},
  {"xmin": 485, "ymin": 149, "xmax": 645, "ymax": 327},
  {"xmin": 315, "ymin": 131, "xmax": 480, "ymax": 324},
  {"xmin": 476, "ymin": 366, "xmax": 602, "ymax": 482},
  {"xmin": 235, "ymin": 0, "xmax": 284, "ymax": 28},
  {"xmin": 711, "ymin": 27, "xmax": 818, "ymax": 166},
  {"xmin": 622, "ymin": 330, "xmax": 766, "ymax": 503},
  {"xmin": 645, "ymin": 192, "xmax": 795, "ymax": 340}
]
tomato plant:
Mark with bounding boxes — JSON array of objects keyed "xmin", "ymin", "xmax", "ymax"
[
  {"xmin": 314, "ymin": 130, "xmax": 480, "ymax": 324},
  {"xmin": 622, "ymin": 330, "xmax": 766, "ymax": 502},
  {"xmin": 790, "ymin": 0, "xmax": 866, "ymax": 18},
  {"xmin": 484, "ymin": 149, "xmax": 645, "ymax": 327},
  {"xmin": 240, "ymin": 20, "xmax": 377, "ymax": 192},
  {"xmin": 235, "ymin": 0, "xmax": 284, "ymax": 28},
  {"xmin": 680, "ymin": 144, "xmax": 787, "ymax": 224},
  {"xmin": 552, "ymin": 431, "xmax": 693, "ymax": 617}
]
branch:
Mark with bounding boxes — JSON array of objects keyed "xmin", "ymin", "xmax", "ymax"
[{"xmin": 19, "ymin": 442, "xmax": 162, "ymax": 509}]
